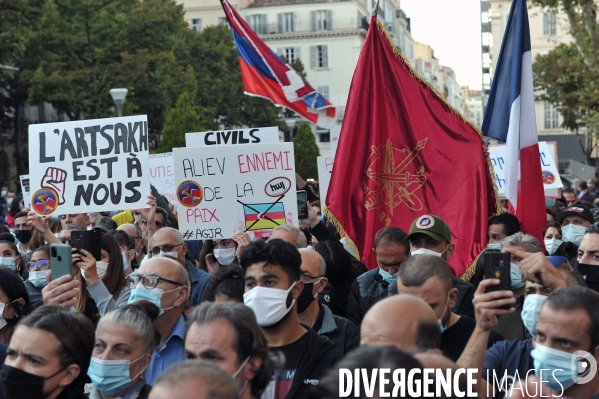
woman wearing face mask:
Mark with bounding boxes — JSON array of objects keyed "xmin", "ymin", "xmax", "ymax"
[
  {"xmin": 86, "ymin": 301, "xmax": 158, "ymax": 399},
  {"xmin": 198, "ymin": 232, "xmax": 251, "ymax": 276},
  {"xmin": 73, "ymin": 234, "xmax": 131, "ymax": 326},
  {"xmin": 0, "ymin": 266, "xmax": 32, "ymax": 344},
  {"xmin": 109, "ymin": 230, "xmax": 137, "ymax": 276},
  {"xmin": 543, "ymin": 221, "xmax": 563, "ymax": 255},
  {"xmin": 1, "ymin": 305, "xmax": 95, "ymax": 399},
  {"xmin": 0, "ymin": 238, "xmax": 25, "ymax": 277},
  {"xmin": 24, "ymin": 245, "xmax": 52, "ymax": 309}
]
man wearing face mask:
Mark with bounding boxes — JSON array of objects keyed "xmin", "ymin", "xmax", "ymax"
[
  {"xmin": 127, "ymin": 256, "xmax": 191, "ymax": 386},
  {"xmin": 149, "ymin": 227, "xmax": 211, "ymax": 307},
  {"xmin": 184, "ymin": 302, "xmax": 273, "ymax": 399},
  {"xmin": 397, "ymin": 254, "xmax": 503, "ymax": 362},
  {"xmin": 240, "ymin": 239, "xmax": 342, "ymax": 399},
  {"xmin": 487, "ymin": 213, "xmax": 521, "ymax": 251},
  {"xmin": 346, "ymin": 227, "xmax": 409, "ymax": 326},
  {"xmin": 13, "ymin": 211, "xmax": 33, "ymax": 255},
  {"xmin": 297, "ymin": 249, "xmax": 359, "ymax": 354},
  {"xmin": 117, "ymin": 223, "xmax": 146, "ymax": 267},
  {"xmin": 557, "ymin": 205, "xmax": 593, "ymax": 247},
  {"xmin": 406, "ymin": 214, "xmax": 476, "ymax": 319},
  {"xmin": 575, "ymin": 224, "xmax": 599, "ymax": 292}
]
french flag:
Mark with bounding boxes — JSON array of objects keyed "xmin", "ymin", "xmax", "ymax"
[
  {"xmin": 482, "ymin": 0, "xmax": 546, "ymax": 241},
  {"xmin": 220, "ymin": 0, "xmax": 336, "ymax": 128}
]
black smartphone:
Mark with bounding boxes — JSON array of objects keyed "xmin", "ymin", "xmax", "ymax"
[
  {"xmin": 297, "ymin": 190, "xmax": 308, "ymax": 219},
  {"xmin": 484, "ymin": 252, "xmax": 513, "ymax": 309},
  {"xmin": 69, "ymin": 230, "xmax": 102, "ymax": 261},
  {"xmin": 50, "ymin": 244, "xmax": 72, "ymax": 280}
]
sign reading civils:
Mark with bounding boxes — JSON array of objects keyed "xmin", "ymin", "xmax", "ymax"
[
  {"xmin": 173, "ymin": 142, "xmax": 298, "ymax": 240},
  {"xmin": 28, "ymin": 116, "xmax": 150, "ymax": 215},
  {"xmin": 489, "ymin": 141, "xmax": 562, "ymax": 198},
  {"xmin": 185, "ymin": 127, "xmax": 279, "ymax": 147}
]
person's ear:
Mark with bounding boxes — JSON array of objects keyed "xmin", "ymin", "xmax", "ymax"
[
  {"xmin": 445, "ymin": 243, "xmax": 456, "ymax": 260},
  {"xmin": 127, "ymin": 249, "xmax": 135, "ymax": 262},
  {"xmin": 175, "ymin": 285, "xmax": 190, "ymax": 306},
  {"xmin": 182, "ymin": 243, "xmax": 188, "ymax": 254},
  {"xmin": 317, "ymin": 277, "xmax": 328, "ymax": 293},
  {"xmin": 58, "ymin": 364, "xmax": 80, "ymax": 387},
  {"xmin": 245, "ymin": 356, "xmax": 263, "ymax": 381},
  {"xmin": 291, "ymin": 280, "xmax": 304, "ymax": 299},
  {"xmin": 448, "ymin": 288, "xmax": 459, "ymax": 308}
]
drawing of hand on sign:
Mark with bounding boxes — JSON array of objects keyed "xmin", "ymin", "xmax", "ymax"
[{"xmin": 41, "ymin": 167, "xmax": 67, "ymax": 205}]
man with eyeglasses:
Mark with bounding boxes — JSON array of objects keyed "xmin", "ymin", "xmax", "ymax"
[
  {"xmin": 117, "ymin": 223, "xmax": 146, "ymax": 266},
  {"xmin": 297, "ymin": 249, "xmax": 359, "ymax": 354},
  {"xmin": 60, "ymin": 213, "xmax": 89, "ymax": 231},
  {"xmin": 346, "ymin": 227, "xmax": 409, "ymax": 326},
  {"xmin": 127, "ymin": 256, "xmax": 190, "ymax": 386},
  {"xmin": 149, "ymin": 227, "xmax": 211, "ymax": 307},
  {"xmin": 57, "ymin": 225, "xmax": 82, "ymax": 245}
]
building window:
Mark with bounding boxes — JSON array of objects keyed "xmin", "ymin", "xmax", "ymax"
[
  {"xmin": 319, "ymin": 131, "xmax": 331, "ymax": 142},
  {"xmin": 543, "ymin": 12, "xmax": 556, "ymax": 36},
  {"xmin": 317, "ymin": 85, "xmax": 330, "ymax": 100},
  {"xmin": 218, "ymin": 17, "xmax": 227, "ymax": 25},
  {"xmin": 247, "ymin": 14, "xmax": 267, "ymax": 34},
  {"xmin": 278, "ymin": 13, "xmax": 295, "ymax": 33},
  {"xmin": 190, "ymin": 19, "xmax": 202, "ymax": 32},
  {"xmin": 312, "ymin": 10, "xmax": 332, "ymax": 31},
  {"xmin": 279, "ymin": 47, "xmax": 300, "ymax": 63},
  {"xmin": 544, "ymin": 101, "xmax": 559, "ymax": 129},
  {"xmin": 310, "ymin": 45, "xmax": 329, "ymax": 69}
]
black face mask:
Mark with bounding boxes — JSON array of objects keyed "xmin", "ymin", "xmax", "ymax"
[
  {"xmin": 0, "ymin": 364, "xmax": 64, "ymax": 399},
  {"xmin": 296, "ymin": 282, "xmax": 316, "ymax": 314},
  {"xmin": 14, "ymin": 230, "xmax": 32, "ymax": 244},
  {"xmin": 577, "ymin": 263, "xmax": 599, "ymax": 292}
]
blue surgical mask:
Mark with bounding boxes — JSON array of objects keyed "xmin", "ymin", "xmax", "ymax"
[
  {"xmin": 487, "ymin": 243, "xmax": 502, "ymax": 250},
  {"xmin": 87, "ymin": 354, "xmax": 147, "ymax": 395},
  {"xmin": 544, "ymin": 238, "xmax": 563, "ymax": 255},
  {"xmin": 0, "ymin": 257, "xmax": 16, "ymax": 272},
  {"xmin": 28, "ymin": 271, "xmax": 47, "ymax": 289},
  {"xmin": 438, "ymin": 294, "xmax": 450, "ymax": 333},
  {"xmin": 378, "ymin": 267, "xmax": 398, "ymax": 285},
  {"xmin": 521, "ymin": 294, "xmax": 547, "ymax": 337},
  {"xmin": 121, "ymin": 252, "xmax": 129, "ymax": 270},
  {"xmin": 561, "ymin": 224, "xmax": 586, "ymax": 246},
  {"xmin": 127, "ymin": 283, "xmax": 179, "ymax": 315},
  {"xmin": 510, "ymin": 263, "xmax": 524, "ymax": 289},
  {"xmin": 531, "ymin": 343, "xmax": 577, "ymax": 392}
]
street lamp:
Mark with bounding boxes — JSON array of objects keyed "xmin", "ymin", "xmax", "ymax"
[
  {"xmin": 110, "ymin": 88, "xmax": 128, "ymax": 117},
  {"xmin": 285, "ymin": 118, "xmax": 296, "ymax": 142}
]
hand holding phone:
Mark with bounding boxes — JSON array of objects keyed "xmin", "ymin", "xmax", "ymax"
[
  {"xmin": 297, "ymin": 190, "xmax": 308, "ymax": 219},
  {"xmin": 483, "ymin": 252, "xmax": 513, "ymax": 310},
  {"xmin": 50, "ymin": 244, "xmax": 72, "ymax": 280}
]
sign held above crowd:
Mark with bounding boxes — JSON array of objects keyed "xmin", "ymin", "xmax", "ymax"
[
  {"xmin": 28, "ymin": 115, "xmax": 151, "ymax": 215},
  {"xmin": 185, "ymin": 127, "xmax": 279, "ymax": 147}
]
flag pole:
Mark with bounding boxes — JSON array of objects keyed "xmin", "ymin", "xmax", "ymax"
[
  {"xmin": 372, "ymin": 0, "xmax": 381, "ymax": 16},
  {"xmin": 260, "ymin": 98, "xmax": 274, "ymax": 126}
]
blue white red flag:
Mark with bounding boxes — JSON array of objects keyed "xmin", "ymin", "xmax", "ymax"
[{"xmin": 482, "ymin": 0, "xmax": 546, "ymax": 240}]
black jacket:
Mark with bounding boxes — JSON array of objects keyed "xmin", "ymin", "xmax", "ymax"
[
  {"xmin": 284, "ymin": 326, "xmax": 342, "ymax": 399},
  {"xmin": 450, "ymin": 275, "xmax": 475, "ymax": 319},
  {"xmin": 314, "ymin": 304, "xmax": 359, "ymax": 354},
  {"xmin": 346, "ymin": 268, "xmax": 388, "ymax": 326},
  {"xmin": 24, "ymin": 280, "xmax": 44, "ymax": 310}
]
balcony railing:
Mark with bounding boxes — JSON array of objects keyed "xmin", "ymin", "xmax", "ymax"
[{"xmin": 248, "ymin": 17, "xmax": 367, "ymax": 35}]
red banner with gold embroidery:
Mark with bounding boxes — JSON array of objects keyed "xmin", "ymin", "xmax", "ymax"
[{"xmin": 324, "ymin": 17, "xmax": 499, "ymax": 278}]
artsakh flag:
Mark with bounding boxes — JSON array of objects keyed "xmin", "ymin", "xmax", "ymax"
[
  {"xmin": 481, "ymin": 0, "xmax": 546, "ymax": 243},
  {"xmin": 243, "ymin": 203, "xmax": 286, "ymax": 231},
  {"xmin": 34, "ymin": 197, "xmax": 55, "ymax": 214},
  {"xmin": 220, "ymin": 0, "xmax": 336, "ymax": 128},
  {"xmin": 324, "ymin": 16, "xmax": 498, "ymax": 278},
  {"xmin": 181, "ymin": 188, "xmax": 202, "ymax": 206}
]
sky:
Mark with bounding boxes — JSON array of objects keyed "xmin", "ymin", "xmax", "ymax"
[{"xmin": 401, "ymin": 0, "xmax": 483, "ymax": 90}]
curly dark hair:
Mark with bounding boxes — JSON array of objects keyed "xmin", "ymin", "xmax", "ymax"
[
  {"xmin": 201, "ymin": 265, "xmax": 245, "ymax": 302},
  {"xmin": 239, "ymin": 239, "xmax": 301, "ymax": 284}
]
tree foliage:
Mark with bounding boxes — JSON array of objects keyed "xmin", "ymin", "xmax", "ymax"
[
  {"xmin": 157, "ymin": 92, "xmax": 205, "ymax": 153},
  {"xmin": 292, "ymin": 122, "xmax": 320, "ymax": 179}
]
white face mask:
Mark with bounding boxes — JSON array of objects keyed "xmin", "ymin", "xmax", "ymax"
[
  {"xmin": 561, "ymin": 224, "xmax": 586, "ymax": 246},
  {"xmin": 213, "ymin": 248, "xmax": 237, "ymax": 266},
  {"xmin": 122, "ymin": 252, "xmax": 129, "ymax": 270},
  {"xmin": 6, "ymin": 198, "xmax": 13, "ymax": 206},
  {"xmin": 0, "ymin": 190, "xmax": 6, "ymax": 197},
  {"xmin": 544, "ymin": 238, "xmax": 563, "ymax": 255},
  {"xmin": 0, "ymin": 257, "xmax": 17, "ymax": 272},
  {"xmin": 243, "ymin": 282, "xmax": 296, "ymax": 327},
  {"xmin": 81, "ymin": 261, "xmax": 109, "ymax": 281},
  {"xmin": 487, "ymin": 243, "xmax": 502, "ymax": 250},
  {"xmin": 156, "ymin": 246, "xmax": 182, "ymax": 259},
  {"xmin": 411, "ymin": 247, "xmax": 445, "ymax": 257}
]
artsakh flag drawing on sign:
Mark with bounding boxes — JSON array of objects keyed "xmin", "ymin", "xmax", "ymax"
[{"xmin": 243, "ymin": 203, "xmax": 286, "ymax": 231}]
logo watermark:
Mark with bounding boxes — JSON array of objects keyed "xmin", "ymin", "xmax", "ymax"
[{"xmin": 572, "ymin": 350, "xmax": 597, "ymax": 385}]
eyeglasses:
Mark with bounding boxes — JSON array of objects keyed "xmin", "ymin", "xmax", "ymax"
[
  {"xmin": 300, "ymin": 272, "xmax": 325, "ymax": 283},
  {"xmin": 149, "ymin": 244, "xmax": 182, "ymax": 256},
  {"xmin": 28, "ymin": 260, "xmax": 50, "ymax": 270},
  {"xmin": 126, "ymin": 273, "xmax": 183, "ymax": 290},
  {"xmin": 58, "ymin": 237, "xmax": 71, "ymax": 244}
]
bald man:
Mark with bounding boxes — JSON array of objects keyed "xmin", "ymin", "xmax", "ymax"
[
  {"xmin": 149, "ymin": 360, "xmax": 239, "ymax": 399},
  {"xmin": 268, "ymin": 225, "xmax": 307, "ymax": 248},
  {"xmin": 117, "ymin": 223, "xmax": 145, "ymax": 266},
  {"xmin": 360, "ymin": 294, "xmax": 441, "ymax": 353},
  {"xmin": 129, "ymin": 256, "xmax": 190, "ymax": 386},
  {"xmin": 149, "ymin": 227, "xmax": 211, "ymax": 306}
]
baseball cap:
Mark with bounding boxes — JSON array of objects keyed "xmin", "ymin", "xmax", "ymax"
[
  {"xmin": 405, "ymin": 215, "xmax": 452, "ymax": 244},
  {"xmin": 556, "ymin": 205, "xmax": 593, "ymax": 224},
  {"xmin": 94, "ymin": 216, "xmax": 117, "ymax": 233}
]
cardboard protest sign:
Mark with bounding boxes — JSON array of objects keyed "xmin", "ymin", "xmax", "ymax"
[
  {"xmin": 149, "ymin": 153, "xmax": 176, "ymax": 205},
  {"xmin": 28, "ymin": 116, "xmax": 150, "ymax": 215},
  {"xmin": 185, "ymin": 127, "xmax": 279, "ymax": 147},
  {"xmin": 317, "ymin": 155, "xmax": 335, "ymax": 203},
  {"xmin": 173, "ymin": 142, "xmax": 297, "ymax": 240},
  {"xmin": 544, "ymin": 142, "xmax": 560, "ymax": 198},
  {"xmin": 489, "ymin": 141, "xmax": 562, "ymax": 198},
  {"xmin": 19, "ymin": 175, "xmax": 31, "ymax": 208}
]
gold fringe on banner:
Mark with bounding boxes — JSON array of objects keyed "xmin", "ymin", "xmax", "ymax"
[{"xmin": 323, "ymin": 204, "xmax": 361, "ymax": 261}]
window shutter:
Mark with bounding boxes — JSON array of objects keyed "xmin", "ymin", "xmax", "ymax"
[
  {"xmin": 292, "ymin": 13, "xmax": 296, "ymax": 32},
  {"xmin": 310, "ymin": 46, "xmax": 317, "ymax": 69},
  {"xmin": 322, "ymin": 45, "xmax": 329, "ymax": 68},
  {"xmin": 245, "ymin": 15, "xmax": 252, "ymax": 30},
  {"xmin": 295, "ymin": 47, "xmax": 301, "ymax": 61},
  {"xmin": 277, "ymin": 48, "xmax": 283, "ymax": 56},
  {"xmin": 277, "ymin": 13, "xmax": 283, "ymax": 33},
  {"xmin": 261, "ymin": 14, "xmax": 267, "ymax": 34},
  {"xmin": 326, "ymin": 10, "xmax": 332, "ymax": 30},
  {"xmin": 311, "ymin": 11, "xmax": 316, "ymax": 31}
]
